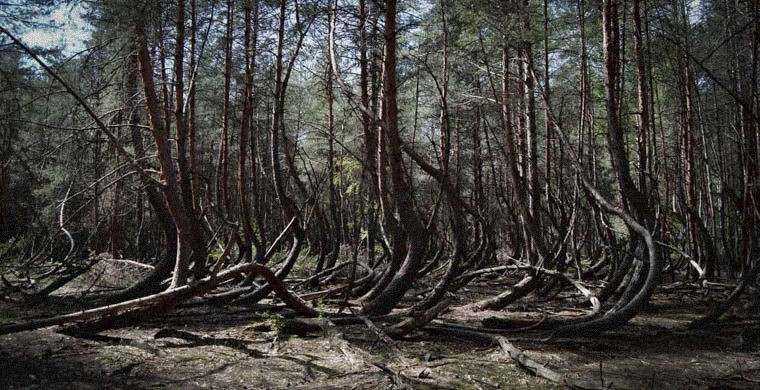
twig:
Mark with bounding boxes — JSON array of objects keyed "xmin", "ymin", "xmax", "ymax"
[
  {"xmin": 423, "ymin": 324, "xmax": 604, "ymax": 389},
  {"xmin": 59, "ymin": 183, "xmax": 76, "ymax": 264}
]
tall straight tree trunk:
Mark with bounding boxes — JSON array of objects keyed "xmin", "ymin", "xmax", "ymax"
[
  {"xmin": 359, "ymin": 0, "xmax": 378, "ymax": 265},
  {"xmin": 271, "ymin": 0, "xmax": 304, "ymax": 223},
  {"xmin": 516, "ymin": 47, "xmax": 526, "ymax": 180},
  {"xmin": 677, "ymin": 0, "xmax": 697, "ymax": 272},
  {"xmin": 326, "ymin": 49, "xmax": 341, "ymax": 268},
  {"xmin": 577, "ymin": 0, "xmax": 588, "ymax": 170},
  {"xmin": 217, "ymin": 0, "xmax": 233, "ymax": 215},
  {"xmin": 438, "ymin": 0, "xmax": 451, "ymax": 174},
  {"xmin": 109, "ymin": 119, "xmax": 122, "ymax": 257},
  {"xmin": 675, "ymin": 0, "xmax": 717, "ymax": 278},
  {"xmin": 271, "ymin": 0, "xmax": 289, "ymax": 221},
  {"xmin": 239, "ymin": 0, "xmax": 263, "ymax": 260},
  {"xmin": 157, "ymin": 17, "xmax": 172, "ymax": 164},
  {"xmin": 502, "ymin": 45, "xmax": 516, "ymax": 195},
  {"xmin": 632, "ymin": 0, "xmax": 648, "ymax": 195},
  {"xmin": 498, "ymin": 40, "xmax": 550, "ymax": 265},
  {"xmin": 473, "ymin": 72, "xmax": 484, "ymax": 208},
  {"xmin": 171, "ymin": 0, "xmax": 206, "ymax": 281},
  {"xmin": 740, "ymin": 0, "xmax": 760, "ymax": 272},
  {"xmin": 543, "ymin": 0, "xmax": 552, "ymax": 204},
  {"xmin": 681, "ymin": 45, "xmax": 701, "ymax": 276},
  {"xmin": 521, "ymin": 2, "xmax": 538, "ymax": 221},
  {"xmin": 188, "ymin": 0, "xmax": 199, "ymax": 211}
]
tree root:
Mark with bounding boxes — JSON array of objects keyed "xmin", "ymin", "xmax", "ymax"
[{"xmin": 423, "ymin": 324, "xmax": 605, "ymax": 389}]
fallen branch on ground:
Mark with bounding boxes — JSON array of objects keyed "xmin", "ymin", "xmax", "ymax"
[
  {"xmin": 0, "ymin": 252, "xmax": 316, "ymax": 335},
  {"xmin": 423, "ymin": 323, "xmax": 604, "ymax": 389}
]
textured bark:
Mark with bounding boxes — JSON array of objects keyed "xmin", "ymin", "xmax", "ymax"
[
  {"xmin": 188, "ymin": 0, "xmax": 200, "ymax": 212},
  {"xmin": 238, "ymin": 0, "xmax": 263, "ymax": 260},
  {"xmin": 543, "ymin": 0, "xmax": 552, "ymax": 204},
  {"xmin": 472, "ymin": 274, "xmax": 540, "ymax": 311},
  {"xmin": 0, "ymin": 260, "xmax": 315, "ymax": 336},
  {"xmin": 216, "ymin": 0, "xmax": 233, "ymax": 215},
  {"xmin": 109, "ymin": 53, "xmax": 178, "ymax": 301},
  {"xmin": 632, "ymin": 0, "xmax": 649, "ymax": 194},
  {"xmin": 325, "ymin": 53, "xmax": 341, "ymax": 270},
  {"xmin": 438, "ymin": 0, "xmax": 451, "ymax": 174},
  {"xmin": 602, "ymin": 0, "xmax": 647, "ymax": 221},
  {"xmin": 271, "ymin": 0, "xmax": 305, "ymax": 224},
  {"xmin": 362, "ymin": 0, "xmax": 428, "ymax": 316},
  {"xmin": 136, "ymin": 19, "xmax": 200, "ymax": 289},
  {"xmin": 172, "ymin": 0, "xmax": 206, "ymax": 281},
  {"xmin": 521, "ymin": 32, "xmax": 538, "ymax": 223},
  {"xmin": 548, "ymin": 0, "xmax": 661, "ymax": 336},
  {"xmin": 358, "ymin": 0, "xmax": 377, "ymax": 265},
  {"xmin": 498, "ymin": 43, "xmax": 552, "ymax": 265}
]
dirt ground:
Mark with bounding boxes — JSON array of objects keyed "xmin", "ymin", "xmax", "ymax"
[{"xmin": 1, "ymin": 268, "xmax": 759, "ymax": 389}]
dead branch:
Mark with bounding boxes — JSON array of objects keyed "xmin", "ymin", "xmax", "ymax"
[
  {"xmin": 471, "ymin": 274, "xmax": 541, "ymax": 311},
  {"xmin": 423, "ymin": 324, "xmax": 603, "ymax": 389},
  {"xmin": 0, "ymin": 257, "xmax": 316, "ymax": 335},
  {"xmin": 387, "ymin": 296, "xmax": 453, "ymax": 337}
]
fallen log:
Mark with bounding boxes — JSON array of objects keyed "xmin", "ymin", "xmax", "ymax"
[
  {"xmin": 471, "ymin": 274, "xmax": 541, "ymax": 311},
  {"xmin": 153, "ymin": 328, "xmax": 264, "ymax": 356},
  {"xmin": 0, "ymin": 259, "xmax": 316, "ymax": 335},
  {"xmin": 386, "ymin": 297, "xmax": 453, "ymax": 337}
]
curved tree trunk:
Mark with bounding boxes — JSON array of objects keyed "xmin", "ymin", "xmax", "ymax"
[{"xmin": 362, "ymin": 0, "xmax": 427, "ymax": 316}]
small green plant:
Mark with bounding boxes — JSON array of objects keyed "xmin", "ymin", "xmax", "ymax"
[
  {"xmin": 316, "ymin": 298, "xmax": 326, "ymax": 319},
  {"xmin": 261, "ymin": 311, "xmax": 284, "ymax": 333}
]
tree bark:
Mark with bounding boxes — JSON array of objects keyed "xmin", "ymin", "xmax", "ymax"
[
  {"xmin": 362, "ymin": 0, "xmax": 428, "ymax": 316},
  {"xmin": 238, "ymin": 0, "xmax": 263, "ymax": 261},
  {"xmin": 135, "ymin": 19, "xmax": 201, "ymax": 290},
  {"xmin": 217, "ymin": 0, "xmax": 233, "ymax": 215}
]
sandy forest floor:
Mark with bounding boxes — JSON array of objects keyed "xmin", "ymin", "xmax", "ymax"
[{"xmin": 1, "ymin": 262, "xmax": 759, "ymax": 389}]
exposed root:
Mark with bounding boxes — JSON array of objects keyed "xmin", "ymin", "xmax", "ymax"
[{"xmin": 423, "ymin": 323, "xmax": 605, "ymax": 389}]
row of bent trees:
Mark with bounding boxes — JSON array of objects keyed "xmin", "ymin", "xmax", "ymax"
[{"xmin": 1, "ymin": 0, "xmax": 759, "ymax": 350}]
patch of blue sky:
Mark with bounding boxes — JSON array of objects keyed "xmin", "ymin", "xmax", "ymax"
[{"xmin": 18, "ymin": 1, "xmax": 92, "ymax": 56}]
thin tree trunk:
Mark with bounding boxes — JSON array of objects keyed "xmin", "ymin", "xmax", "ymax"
[
  {"xmin": 543, "ymin": 0, "xmax": 552, "ymax": 205},
  {"xmin": 326, "ymin": 50, "xmax": 341, "ymax": 268},
  {"xmin": 188, "ymin": 0, "xmax": 199, "ymax": 211},
  {"xmin": 632, "ymin": 0, "xmax": 649, "ymax": 195},
  {"xmin": 217, "ymin": 0, "xmax": 233, "ymax": 215},
  {"xmin": 239, "ymin": 0, "xmax": 263, "ymax": 261},
  {"xmin": 135, "ymin": 18, "xmax": 199, "ymax": 290},
  {"xmin": 358, "ymin": 0, "xmax": 378, "ymax": 265},
  {"xmin": 438, "ymin": 0, "xmax": 450, "ymax": 174}
]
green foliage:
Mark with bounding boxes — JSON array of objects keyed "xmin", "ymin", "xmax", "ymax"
[
  {"xmin": 208, "ymin": 244, "xmax": 227, "ymax": 264},
  {"xmin": 316, "ymin": 298, "xmax": 326, "ymax": 319},
  {"xmin": 260, "ymin": 311, "xmax": 284, "ymax": 334},
  {"xmin": 335, "ymin": 158, "xmax": 362, "ymax": 193}
]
